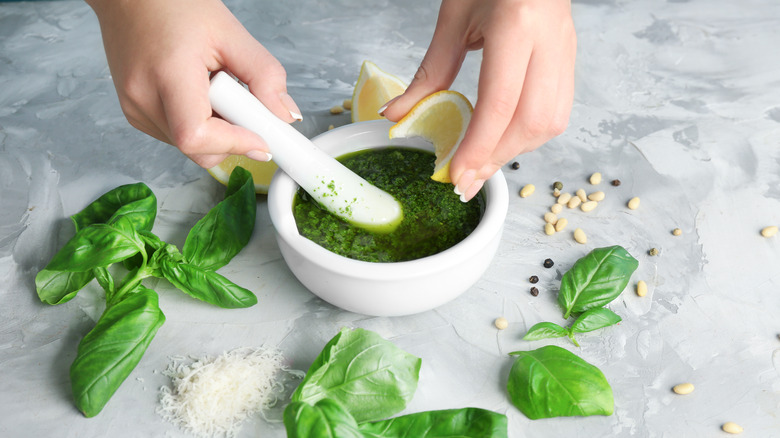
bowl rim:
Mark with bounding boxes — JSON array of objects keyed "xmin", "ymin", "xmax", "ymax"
[{"xmin": 267, "ymin": 120, "xmax": 508, "ymax": 280}]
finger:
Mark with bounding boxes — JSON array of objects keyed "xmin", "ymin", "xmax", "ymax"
[
  {"xmin": 159, "ymin": 63, "xmax": 270, "ymax": 166},
  {"xmin": 381, "ymin": 1, "xmax": 469, "ymax": 121},
  {"xmin": 450, "ymin": 20, "xmax": 533, "ymax": 190},
  {"xmin": 219, "ymin": 24, "xmax": 300, "ymax": 123}
]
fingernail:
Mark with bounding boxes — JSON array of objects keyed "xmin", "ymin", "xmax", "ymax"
[
  {"xmin": 378, "ymin": 95, "xmax": 401, "ymax": 116},
  {"xmin": 463, "ymin": 179, "xmax": 485, "ymax": 202},
  {"xmin": 280, "ymin": 92, "xmax": 303, "ymax": 121},
  {"xmin": 455, "ymin": 169, "xmax": 476, "ymax": 195},
  {"xmin": 453, "ymin": 185, "xmax": 463, "ymax": 196},
  {"xmin": 246, "ymin": 150, "xmax": 272, "ymax": 162}
]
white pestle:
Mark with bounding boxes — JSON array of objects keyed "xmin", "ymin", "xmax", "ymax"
[{"xmin": 208, "ymin": 72, "xmax": 403, "ymax": 232}]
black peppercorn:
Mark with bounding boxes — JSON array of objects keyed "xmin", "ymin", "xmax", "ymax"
[
  {"xmin": 529, "ymin": 275, "xmax": 539, "ymax": 284},
  {"xmin": 611, "ymin": 179, "xmax": 621, "ymax": 186},
  {"xmin": 511, "ymin": 161, "xmax": 520, "ymax": 170},
  {"xmin": 530, "ymin": 287, "xmax": 540, "ymax": 296},
  {"xmin": 543, "ymin": 258, "xmax": 554, "ymax": 268}
]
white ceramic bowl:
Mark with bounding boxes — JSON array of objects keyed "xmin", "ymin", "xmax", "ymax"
[{"xmin": 267, "ymin": 120, "xmax": 508, "ymax": 316}]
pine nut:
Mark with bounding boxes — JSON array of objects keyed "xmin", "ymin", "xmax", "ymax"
[
  {"xmin": 544, "ymin": 223, "xmax": 556, "ymax": 235},
  {"xmin": 581, "ymin": 201, "xmax": 598, "ymax": 212},
  {"xmin": 573, "ymin": 228, "xmax": 587, "ymax": 244},
  {"xmin": 628, "ymin": 197, "xmax": 641, "ymax": 210},
  {"xmin": 557, "ymin": 192, "xmax": 572, "ymax": 205},
  {"xmin": 520, "ymin": 184, "xmax": 536, "ymax": 198},
  {"xmin": 553, "ymin": 188, "xmax": 561, "ymax": 197},
  {"xmin": 636, "ymin": 280, "xmax": 647, "ymax": 297},
  {"xmin": 721, "ymin": 422, "xmax": 743, "ymax": 434},
  {"xmin": 588, "ymin": 191, "xmax": 605, "ymax": 202},
  {"xmin": 330, "ymin": 105, "xmax": 344, "ymax": 114},
  {"xmin": 761, "ymin": 226, "xmax": 778, "ymax": 237},
  {"xmin": 567, "ymin": 196, "xmax": 582, "ymax": 209},
  {"xmin": 590, "ymin": 172, "xmax": 602, "ymax": 185},
  {"xmin": 544, "ymin": 212, "xmax": 558, "ymax": 224},
  {"xmin": 576, "ymin": 188, "xmax": 587, "ymax": 202},
  {"xmin": 672, "ymin": 228, "xmax": 682, "ymax": 236},
  {"xmin": 494, "ymin": 317, "xmax": 509, "ymax": 330},
  {"xmin": 551, "ymin": 203, "xmax": 563, "ymax": 214},
  {"xmin": 554, "ymin": 217, "xmax": 568, "ymax": 232},
  {"xmin": 672, "ymin": 383, "xmax": 694, "ymax": 395},
  {"xmin": 342, "ymin": 99, "xmax": 353, "ymax": 110}
]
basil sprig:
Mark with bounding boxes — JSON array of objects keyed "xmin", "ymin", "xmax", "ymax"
[
  {"xmin": 510, "ymin": 245, "xmax": 638, "ymax": 420},
  {"xmin": 507, "ymin": 345, "xmax": 614, "ymax": 420},
  {"xmin": 35, "ymin": 167, "xmax": 257, "ymax": 417},
  {"xmin": 286, "ymin": 328, "xmax": 508, "ymax": 437}
]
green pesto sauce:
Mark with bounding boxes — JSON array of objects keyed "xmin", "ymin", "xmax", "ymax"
[{"xmin": 293, "ymin": 147, "xmax": 485, "ymax": 263}]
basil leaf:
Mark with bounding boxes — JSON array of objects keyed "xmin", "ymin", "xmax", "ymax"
[
  {"xmin": 159, "ymin": 257, "xmax": 257, "ymax": 308},
  {"xmin": 71, "ymin": 182, "xmax": 156, "ymax": 232},
  {"xmin": 292, "ymin": 327, "xmax": 421, "ymax": 423},
  {"xmin": 284, "ymin": 399, "xmax": 364, "ymax": 438},
  {"xmin": 359, "ymin": 408, "xmax": 508, "ymax": 438},
  {"xmin": 92, "ymin": 267, "xmax": 115, "ymax": 296},
  {"xmin": 522, "ymin": 322, "xmax": 568, "ymax": 342},
  {"xmin": 45, "ymin": 217, "xmax": 144, "ymax": 272},
  {"xmin": 507, "ymin": 345, "xmax": 613, "ymax": 419},
  {"xmin": 558, "ymin": 245, "xmax": 638, "ymax": 319},
  {"xmin": 70, "ymin": 286, "xmax": 165, "ymax": 417},
  {"xmin": 35, "ymin": 269, "xmax": 94, "ymax": 305},
  {"xmin": 123, "ymin": 230, "xmax": 166, "ymax": 272},
  {"xmin": 570, "ymin": 307, "xmax": 622, "ymax": 334},
  {"xmin": 182, "ymin": 166, "xmax": 255, "ymax": 271}
]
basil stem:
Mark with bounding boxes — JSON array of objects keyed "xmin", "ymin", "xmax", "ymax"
[
  {"xmin": 284, "ymin": 399, "xmax": 364, "ymax": 438},
  {"xmin": 558, "ymin": 245, "xmax": 638, "ymax": 319},
  {"xmin": 182, "ymin": 166, "xmax": 256, "ymax": 271},
  {"xmin": 507, "ymin": 345, "xmax": 613, "ymax": 420},
  {"xmin": 70, "ymin": 286, "xmax": 165, "ymax": 417},
  {"xmin": 292, "ymin": 328, "xmax": 421, "ymax": 423}
]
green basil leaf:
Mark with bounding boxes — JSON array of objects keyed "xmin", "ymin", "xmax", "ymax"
[
  {"xmin": 522, "ymin": 322, "xmax": 568, "ymax": 342},
  {"xmin": 283, "ymin": 399, "xmax": 363, "ymax": 438},
  {"xmin": 45, "ymin": 217, "xmax": 144, "ymax": 272},
  {"xmin": 558, "ymin": 245, "xmax": 639, "ymax": 319},
  {"xmin": 570, "ymin": 307, "xmax": 622, "ymax": 334},
  {"xmin": 292, "ymin": 327, "xmax": 421, "ymax": 423},
  {"xmin": 182, "ymin": 166, "xmax": 255, "ymax": 271},
  {"xmin": 70, "ymin": 286, "xmax": 165, "ymax": 417},
  {"xmin": 71, "ymin": 182, "xmax": 156, "ymax": 232},
  {"xmin": 123, "ymin": 230, "xmax": 166, "ymax": 272},
  {"xmin": 507, "ymin": 345, "xmax": 613, "ymax": 420},
  {"xmin": 92, "ymin": 267, "xmax": 115, "ymax": 296},
  {"xmin": 35, "ymin": 269, "xmax": 94, "ymax": 305},
  {"xmin": 159, "ymin": 258, "xmax": 257, "ymax": 308},
  {"xmin": 359, "ymin": 407, "xmax": 508, "ymax": 438}
]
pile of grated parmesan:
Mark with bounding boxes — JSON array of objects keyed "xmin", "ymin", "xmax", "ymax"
[{"xmin": 157, "ymin": 347, "xmax": 302, "ymax": 438}]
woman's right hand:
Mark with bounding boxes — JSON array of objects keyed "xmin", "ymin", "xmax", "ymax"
[{"xmin": 86, "ymin": 0, "xmax": 302, "ymax": 168}]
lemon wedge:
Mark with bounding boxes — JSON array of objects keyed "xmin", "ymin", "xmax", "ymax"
[
  {"xmin": 207, "ymin": 155, "xmax": 279, "ymax": 194},
  {"xmin": 388, "ymin": 90, "xmax": 473, "ymax": 183},
  {"xmin": 351, "ymin": 61, "xmax": 407, "ymax": 123}
]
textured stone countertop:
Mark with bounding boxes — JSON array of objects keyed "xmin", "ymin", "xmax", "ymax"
[{"xmin": 1, "ymin": 0, "xmax": 779, "ymax": 437}]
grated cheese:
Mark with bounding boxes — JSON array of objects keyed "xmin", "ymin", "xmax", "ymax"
[{"xmin": 157, "ymin": 346, "xmax": 302, "ymax": 438}]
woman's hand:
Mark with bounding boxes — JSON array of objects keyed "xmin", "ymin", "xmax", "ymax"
[
  {"xmin": 382, "ymin": 0, "xmax": 576, "ymax": 201},
  {"xmin": 86, "ymin": 0, "xmax": 301, "ymax": 168}
]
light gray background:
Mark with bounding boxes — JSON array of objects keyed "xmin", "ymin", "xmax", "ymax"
[{"xmin": 1, "ymin": 0, "xmax": 779, "ymax": 437}]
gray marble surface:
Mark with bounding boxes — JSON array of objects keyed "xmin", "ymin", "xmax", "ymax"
[{"xmin": 2, "ymin": 0, "xmax": 779, "ymax": 437}]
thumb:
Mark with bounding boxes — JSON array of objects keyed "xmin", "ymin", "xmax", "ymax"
[{"xmin": 381, "ymin": 8, "xmax": 467, "ymax": 122}]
